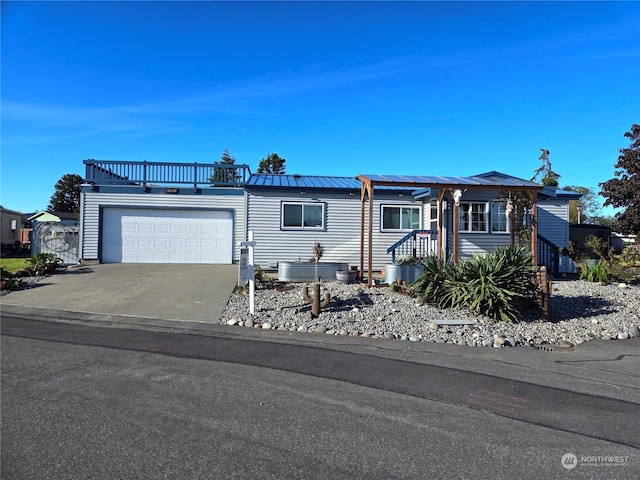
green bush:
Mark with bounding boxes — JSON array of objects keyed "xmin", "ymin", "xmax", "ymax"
[
  {"xmin": 1, "ymin": 267, "xmax": 24, "ymax": 290},
  {"xmin": 29, "ymin": 253, "xmax": 62, "ymax": 275},
  {"xmin": 412, "ymin": 244, "xmax": 537, "ymax": 322},
  {"xmin": 579, "ymin": 261, "xmax": 609, "ymax": 283}
]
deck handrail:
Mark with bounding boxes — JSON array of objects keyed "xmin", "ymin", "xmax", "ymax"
[
  {"xmin": 537, "ymin": 234, "xmax": 561, "ymax": 275},
  {"xmin": 386, "ymin": 229, "xmax": 438, "ymax": 263},
  {"xmin": 84, "ymin": 159, "xmax": 252, "ymax": 188}
]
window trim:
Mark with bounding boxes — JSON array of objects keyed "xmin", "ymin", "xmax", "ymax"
[
  {"xmin": 380, "ymin": 204, "xmax": 422, "ymax": 232},
  {"xmin": 281, "ymin": 201, "xmax": 326, "ymax": 230},
  {"xmin": 458, "ymin": 201, "xmax": 488, "ymax": 233},
  {"xmin": 490, "ymin": 201, "xmax": 511, "ymax": 234}
]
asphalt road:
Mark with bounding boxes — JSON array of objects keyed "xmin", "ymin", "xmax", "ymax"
[{"xmin": 2, "ymin": 316, "xmax": 638, "ymax": 479}]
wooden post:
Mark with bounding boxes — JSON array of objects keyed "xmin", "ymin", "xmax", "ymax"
[
  {"xmin": 537, "ymin": 266, "xmax": 551, "ymax": 322},
  {"xmin": 360, "ymin": 182, "xmax": 366, "ymax": 284},
  {"xmin": 452, "ymin": 194, "xmax": 459, "ymax": 264},
  {"xmin": 437, "ymin": 189, "xmax": 445, "ymax": 259}
]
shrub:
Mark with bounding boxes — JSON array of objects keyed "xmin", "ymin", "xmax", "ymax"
[
  {"xmin": 579, "ymin": 261, "xmax": 609, "ymax": 283},
  {"xmin": 1, "ymin": 267, "xmax": 24, "ymax": 290},
  {"xmin": 412, "ymin": 244, "xmax": 537, "ymax": 322},
  {"xmin": 29, "ymin": 253, "xmax": 62, "ymax": 275}
]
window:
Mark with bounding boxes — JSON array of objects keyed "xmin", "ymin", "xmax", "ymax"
[
  {"xmin": 282, "ymin": 202, "xmax": 324, "ymax": 229},
  {"xmin": 491, "ymin": 201, "xmax": 510, "ymax": 233},
  {"xmin": 382, "ymin": 205, "xmax": 421, "ymax": 231},
  {"xmin": 458, "ymin": 202, "xmax": 487, "ymax": 232}
]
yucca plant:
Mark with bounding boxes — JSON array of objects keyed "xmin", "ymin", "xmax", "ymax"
[{"xmin": 411, "ymin": 245, "xmax": 537, "ymax": 321}]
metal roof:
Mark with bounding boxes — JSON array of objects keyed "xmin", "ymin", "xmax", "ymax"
[
  {"xmin": 246, "ymin": 174, "xmax": 413, "ymax": 191},
  {"xmin": 246, "ymin": 171, "xmax": 549, "ymax": 192},
  {"xmin": 360, "ymin": 172, "xmax": 543, "ymax": 189},
  {"xmin": 246, "ymin": 174, "xmax": 361, "ymax": 189}
]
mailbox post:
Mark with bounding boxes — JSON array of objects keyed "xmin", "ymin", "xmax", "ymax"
[{"xmin": 238, "ymin": 231, "xmax": 257, "ymax": 315}]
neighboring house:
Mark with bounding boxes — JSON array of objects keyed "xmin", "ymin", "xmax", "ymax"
[
  {"xmin": 79, "ymin": 160, "xmax": 580, "ymax": 275},
  {"xmin": 1, "ymin": 206, "xmax": 25, "ymax": 254}
]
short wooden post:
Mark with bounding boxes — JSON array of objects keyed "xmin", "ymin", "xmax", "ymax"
[{"xmin": 537, "ymin": 266, "xmax": 551, "ymax": 322}]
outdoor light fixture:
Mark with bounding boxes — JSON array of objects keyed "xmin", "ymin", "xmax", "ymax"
[{"xmin": 576, "ymin": 203, "xmax": 583, "ymax": 223}]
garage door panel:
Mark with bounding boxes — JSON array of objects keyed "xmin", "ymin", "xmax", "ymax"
[{"xmin": 102, "ymin": 208, "xmax": 233, "ymax": 264}]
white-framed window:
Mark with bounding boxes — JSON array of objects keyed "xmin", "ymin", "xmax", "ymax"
[
  {"xmin": 491, "ymin": 201, "xmax": 510, "ymax": 233},
  {"xmin": 458, "ymin": 202, "xmax": 488, "ymax": 232},
  {"xmin": 382, "ymin": 205, "xmax": 421, "ymax": 231},
  {"xmin": 281, "ymin": 202, "xmax": 325, "ymax": 229}
]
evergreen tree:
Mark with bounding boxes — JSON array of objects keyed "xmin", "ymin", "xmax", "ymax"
[
  {"xmin": 48, "ymin": 173, "xmax": 82, "ymax": 217},
  {"xmin": 211, "ymin": 148, "xmax": 238, "ymax": 184},
  {"xmin": 257, "ymin": 153, "xmax": 286, "ymax": 174}
]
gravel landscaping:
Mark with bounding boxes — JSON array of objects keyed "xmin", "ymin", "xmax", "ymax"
[{"xmin": 220, "ymin": 278, "xmax": 640, "ymax": 348}]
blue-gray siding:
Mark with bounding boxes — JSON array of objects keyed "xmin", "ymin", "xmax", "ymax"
[{"xmin": 246, "ymin": 190, "xmax": 421, "ymax": 270}]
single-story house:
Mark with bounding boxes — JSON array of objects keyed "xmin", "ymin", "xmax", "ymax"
[
  {"xmin": 79, "ymin": 160, "xmax": 581, "ymax": 276},
  {"xmin": 1, "ymin": 206, "xmax": 25, "ymax": 255}
]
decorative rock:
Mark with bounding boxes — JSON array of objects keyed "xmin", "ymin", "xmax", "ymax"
[
  {"xmin": 361, "ymin": 332, "xmax": 372, "ymax": 338},
  {"xmin": 482, "ymin": 338, "xmax": 493, "ymax": 347},
  {"xmin": 505, "ymin": 337, "xmax": 517, "ymax": 347},
  {"xmin": 601, "ymin": 333, "xmax": 612, "ymax": 341},
  {"xmin": 352, "ymin": 307, "xmax": 360, "ymax": 313},
  {"xmin": 382, "ymin": 333, "xmax": 395, "ymax": 339},
  {"xmin": 345, "ymin": 316, "xmax": 355, "ymax": 323},
  {"xmin": 493, "ymin": 335, "xmax": 506, "ymax": 346},
  {"xmin": 617, "ymin": 332, "xmax": 630, "ymax": 340},
  {"xmin": 428, "ymin": 322, "xmax": 439, "ymax": 330},
  {"xmin": 238, "ymin": 321, "xmax": 245, "ymax": 327},
  {"xmin": 314, "ymin": 326, "xmax": 327, "ymax": 334},
  {"xmin": 591, "ymin": 319, "xmax": 599, "ymax": 325},
  {"xmin": 618, "ymin": 283, "xmax": 628, "ymax": 288},
  {"xmin": 253, "ymin": 323, "xmax": 262, "ymax": 329},
  {"xmin": 493, "ymin": 342, "xmax": 502, "ymax": 348},
  {"xmin": 262, "ymin": 322, "xmax": 272, "ymax": 330},
  {"xmin": 297, "ymin": 325, "xmax": 307, "ymax": 332},
  {"xmin": 338, "ymin": 330, "xmax": 348, "ymax": 336},
  {"xmin": 326, "ymin": 329, "xmax": 335, "ymax": 335},
  {"xmin": 630, "ymin": 326, "xmax": 640, "ymax": 337},
  {"xmin": 227, "ymin": 319, "xmax": 238, "ymax": 326},
  {"xmin": 245, "ymin": 319, "xmax": 254, "ymax": 328},
  {"xmin": 409, "ymin": 335, "xmax": 420, "ymax": 342}
]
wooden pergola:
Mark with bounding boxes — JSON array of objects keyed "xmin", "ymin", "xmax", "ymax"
[{"xmin": 358, "ymin": 173, "xmax": 544, "ymax": 286}]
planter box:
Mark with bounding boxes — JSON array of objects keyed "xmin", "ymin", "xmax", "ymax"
[
  {"xmin": 278, "ymin": 261, "xmax": 349, "ymax": 282},
  {"xmin": 336, "ymin": 270, "xmax": 357, "ymax": 284},
  {"xmin": 384, "ymin": 264, "xmax": 424, "ymax": 285}
]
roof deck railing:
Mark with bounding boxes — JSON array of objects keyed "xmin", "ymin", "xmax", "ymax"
[{"xmin": 84, "ymin": 160, "xmax": 252, "ymax": 188}]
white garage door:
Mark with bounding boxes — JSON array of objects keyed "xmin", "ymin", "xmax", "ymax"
[{"xmin": 102, "ymin": 208, "xmax": 233, "ymax": 264}]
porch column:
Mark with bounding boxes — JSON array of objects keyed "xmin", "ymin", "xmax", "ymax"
[
  {"xmin": 360, "ymin": 182, "xmax": 366, "ymax": 283},
  {"xmin": 452, "ymin": 191, "xmax": 459, "ymax": 263},
  {"xmin": 367, "ymin": 183, "xmax": 374, "ymax": 286},
  {"xmin": 528, "ymin": 190, "xmax": 538, "ymax": 270},
  {"xmin": 437, "ymin": 189, "xmax": 446, "ymax": 259}
]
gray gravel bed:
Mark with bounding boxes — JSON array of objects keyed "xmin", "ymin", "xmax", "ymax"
[{"xmin": 220, "ymin": 279, "xmax": 640, "ymax": 348}]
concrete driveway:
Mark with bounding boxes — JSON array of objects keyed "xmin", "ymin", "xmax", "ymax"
[{"xmin": 0, "ymin": 264, "xmax": 238, "ymax": 324}]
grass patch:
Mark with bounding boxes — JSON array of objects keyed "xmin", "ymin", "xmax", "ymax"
[{"xmin": 0, "ymin": 257, "xmax": 30, "ymax": 273}]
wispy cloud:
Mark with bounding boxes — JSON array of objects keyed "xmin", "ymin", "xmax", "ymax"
[{"xmin": 2, "ymin": 55, "xmax": 429, "ymax": 144}]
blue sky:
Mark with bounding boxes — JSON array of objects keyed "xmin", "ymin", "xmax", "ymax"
[{"xmin": 2, "ymin": 1, "xmax": 639, "ymax": 214}]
